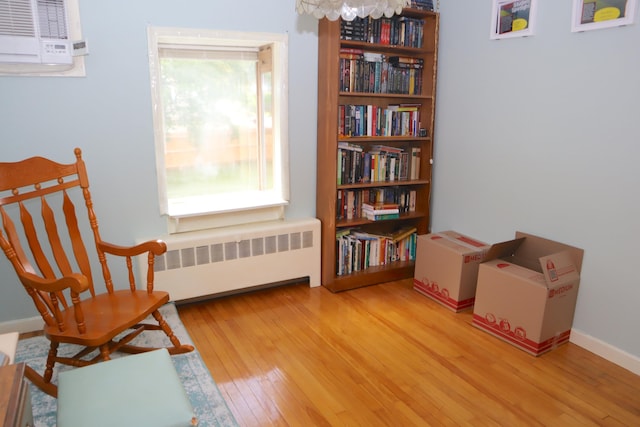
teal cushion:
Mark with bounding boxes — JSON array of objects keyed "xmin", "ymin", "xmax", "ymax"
[{"xmin": 57, "ymin": 349, "xmax": 195, "ymax": 427}]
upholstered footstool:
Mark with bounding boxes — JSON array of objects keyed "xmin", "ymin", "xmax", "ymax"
[
  {"xmin": 0, "ymin": 332, "xmax": 19, "ymax": 365},
  {"xmin": 57, "ymin": 349, "xmax": 197, "ymax": 427}
]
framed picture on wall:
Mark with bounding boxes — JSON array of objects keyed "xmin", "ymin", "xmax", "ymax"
[
  {"xmin": 490, "ymin": 0, "xmax": 537, "ymax": 39},
  {"xmin": 572, "ymin": 0, "xmax": 637, "ymax": 32}
]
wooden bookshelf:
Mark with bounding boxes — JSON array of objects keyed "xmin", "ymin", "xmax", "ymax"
[
  {"xmin": 316, "ymin": 9, "xmax": 439, "ymax": 292},
  {"xmin": 0, "ymin": 363, "xmax": 33, "ymax": 427}
]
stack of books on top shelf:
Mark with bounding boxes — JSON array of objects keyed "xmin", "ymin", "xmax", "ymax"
[
  {"xmin": 410, "ymin": 0, "xmax": 434, "ymax": 11},
  {"xmin": 341, "ymin": 17, "xmax": 367, "ymax": 41},
  {"xmin": 336, "ymin": 226, "xmax": 418, "ymax": 276},
  {"xmin": 362, "ymin": 202, "xmax": 400, "ymax": 221}
]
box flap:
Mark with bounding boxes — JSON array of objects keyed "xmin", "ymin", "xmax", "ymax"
[
  {"xmin": 515, "ymin": 231, "xmax": 584, "ymax": 273},
  {"xmin": 483, "ymin": 237, "xmax": 525, "ymax": 263},
  {"xmin": 431, "ymin": 231, "xmax": 490, "ymax": 255},
  {"xmin": 539, "ymin": 250, "xmax": 580, "ymax": 285}
]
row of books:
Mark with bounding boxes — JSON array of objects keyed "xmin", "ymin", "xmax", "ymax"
[
  {"xmin": 337, "ymin": 187, "xmax": 417, "ymax": 221},
  {"xmin": 410, "ymin": 0, "xmax": 435, "ymax": 11},
  {"xmin": 340, "ymin": 16, "xmax": 425, "ymax": 48},
  {"xmin": 339, "ymin": 103, "xmax": 421, "ymax": 137},
  {"xmin": 340, "ymin": 49, "xmax": 424, "ymax": 95},
  {"xmin": 336, "ymin": 227, "xmax": 418, "ymax": 276},
  {"xmin": 338, "ymin": 142, "xmax": 421, "ymax": 185}
]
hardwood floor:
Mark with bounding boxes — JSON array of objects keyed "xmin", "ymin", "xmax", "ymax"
[{"xmin": 177, "ymin": 279, "xmax": 640, "ymax": 426}]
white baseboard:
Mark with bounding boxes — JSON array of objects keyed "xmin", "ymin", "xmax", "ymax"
[
  {"xmin": 0, "ymin": 316, "xmax": 43, "ymax": 335},
  {"xmin": 571, "ymin": 328, "xmax": 640, "ymax": 376}
]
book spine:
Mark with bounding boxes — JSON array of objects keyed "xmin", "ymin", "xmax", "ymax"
[
  {"xmin": 364, "ymin": 212, "xmax": 400, "ymax": 221},
  {"xmin": 362, "ymin": 207, "xmax": 400, "ymax": 215}
]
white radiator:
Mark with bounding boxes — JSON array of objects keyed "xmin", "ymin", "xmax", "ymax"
[{"xmin": 139, "ymin": 218, "xmax": 321, "ymax": 301}]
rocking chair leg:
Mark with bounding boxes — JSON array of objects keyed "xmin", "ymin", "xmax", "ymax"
[
  {"xmin": 151, "ymin": 310, "xmax": 194, "ymax": 354},
  {"xmin": 24, "ymin": 364, "xmax": 58, "ymax": 398},
  {"xmin": 99, "ymin": 344, "xmax": 112, "ymax": 361},
  {"xmin": 44, "ymin": 341, "xmax": 59, "ymax": 383}
]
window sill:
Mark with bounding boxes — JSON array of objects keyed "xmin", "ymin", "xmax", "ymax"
[{"xmin": 167, "ymin": 202, "xmax": 288, "ymax": 234}]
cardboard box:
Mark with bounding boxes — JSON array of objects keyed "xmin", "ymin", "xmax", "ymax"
[
  {"xmin": 413, "ymin": 231, "xmax": 490, "ymax": 312},
  {"xmin": 472, "ymin": 232, "xmax": 584, "ymax": 356}
]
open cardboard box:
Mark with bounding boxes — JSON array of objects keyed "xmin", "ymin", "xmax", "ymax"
[
  {"xmin": 413, "ymin": 231, "xmax": 490, "ymax": 312},
  {"xmin": 472, "ymin": 232, "xmax": 584, "ymax": 356}
]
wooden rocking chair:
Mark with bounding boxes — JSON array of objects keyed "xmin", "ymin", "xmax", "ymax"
[{"xmin": 0, "ymin": 148, "xmax": 193, "ymax": 397}]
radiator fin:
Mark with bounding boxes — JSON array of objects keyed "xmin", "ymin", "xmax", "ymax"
[
  {"xmin": 303, "ymin": 230, "xmax": 313, "ymax": 248},
  {"xmin": 166, "ymin": 250, "xmax": 180, "ymax": 270},
  {"xmin": 278, "ymin": 234, "xmax": 289, "ymax": 252},
  {"xmin": 181, "ymin": 248, "xmax": 195, "ymax": 268},
  {"xmin": 227, "ymin": 242, "xmax": 238, "ymax": 261},
  {"xmin": 265, "ymin": 236, "xmax": 276, "ymax": 254},
  {"xmin": 291, "ymin": 232, "xmax": 301, "ymax": 250},
  {"xmin": 238, "ymin": 240, "xmax": 249, "ymax": 258},
  {"xmin": 211, "ymin": 243, "xmax": 224, "ymax": 262},
  {"xmin": 252, "ymin": 237, "xmax": 264, "ymax": 256},
  {"xmin": 196, "ymin": 245, "xmax": 209, "ymax": 265}
]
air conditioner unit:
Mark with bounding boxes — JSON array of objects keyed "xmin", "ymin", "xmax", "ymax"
[{"xmin": 0, "ymin": 0, "xmax": 72, "ymax": 65}]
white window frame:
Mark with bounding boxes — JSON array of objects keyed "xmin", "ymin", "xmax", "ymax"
[{"xmin": 147, "ymin": 26, "xmax": 290, "ymax": 234}]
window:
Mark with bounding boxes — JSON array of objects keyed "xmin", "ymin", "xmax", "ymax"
[{"xmin": 147, "ymin": 27, "xmax": 289, "ymax": 233}]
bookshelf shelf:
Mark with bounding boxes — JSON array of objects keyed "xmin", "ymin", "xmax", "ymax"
[
  {"xmin": 330, "ymin": 262, "xmax": 416, "ymax": 292},
  {"xmin": 340, "ymin": 92, "xmax": 432, "ymax": 99},
  {"xmin": 338, "ymin": 179, "xmax": 429, "ymax": 190},
  {"xmin": 338, "ymin": 136, "xmax": 431, "ymax": 142},
  {"xmin": 336, "ymin": 210, "xmax": 427, "ymax": 228},
  {"xmin": 341, "ymin": 41, "xmax": 429, "ymax": 54},
  {"xmin": 316, "ymin": 8, "xmax": 439, "ymax": 292}
]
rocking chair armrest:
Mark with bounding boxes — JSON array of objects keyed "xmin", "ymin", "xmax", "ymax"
[
  {"xmin": 19, "ymin": 272, "xmax": 89, "ymax": 294},
  {"xmin": 98, "ymin": 240, "xmax": 167, "ymax": 257}
]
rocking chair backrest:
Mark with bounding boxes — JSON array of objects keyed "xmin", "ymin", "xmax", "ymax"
[{"xmin": 0, "ymin": 148, "xmax": 111, "ymax": 330}]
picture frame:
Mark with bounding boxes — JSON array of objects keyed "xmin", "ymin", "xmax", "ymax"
[
  {"xmin": 490, "ymin": 0, "xmax": 537, "ymax": 40},
  {"xmin": 572, "ymin": 0, "xmax": 637, "ymax": 32}
]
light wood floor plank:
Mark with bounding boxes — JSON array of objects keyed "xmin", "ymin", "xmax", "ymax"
[{"xmin": 177, "ymin": 279, "xmax": 640, "ymax": 426}]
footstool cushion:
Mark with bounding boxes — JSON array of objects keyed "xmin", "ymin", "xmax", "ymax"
[
  {"xmin": 57, "ymin": 349, "xmax": 196, "ymax": 427},
  {"xmin": 0, "ymin": 332, "xmax": 19, "ymax": 365}
]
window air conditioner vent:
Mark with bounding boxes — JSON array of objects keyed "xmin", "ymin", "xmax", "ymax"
[
  {"xmin": 36, "ymin": 0, "xmax": 67, "ymax": 39},
  {"xmin": 0, "ymin": 0, "xmax": 71, "ymax": 64},
  {"xmin": 0, "ymin": 0, "xmax": 36, "ymax": 37}
]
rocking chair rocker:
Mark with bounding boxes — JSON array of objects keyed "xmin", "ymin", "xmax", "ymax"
[{"xmin": 0, "ymin": 148, "xmax": 193, "ymax": 397}]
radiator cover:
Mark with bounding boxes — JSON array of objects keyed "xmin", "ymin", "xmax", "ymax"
[{"xmin": 139, "ymin": 218, "xmax": 321, "ymax": 301}]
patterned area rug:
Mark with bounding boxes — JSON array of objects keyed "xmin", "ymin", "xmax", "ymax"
[{"xmin": 15, "ymin": 303, "xmax": 238, "ymax": 427}]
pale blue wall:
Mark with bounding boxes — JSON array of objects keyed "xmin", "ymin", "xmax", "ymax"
[
  {"xmin": 432, "ymin": 2, "xmax": 640, "ymax": 360},
  {"xmin": 0, "ymin": 1, "xmax": 319, "ymax": 322}
]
